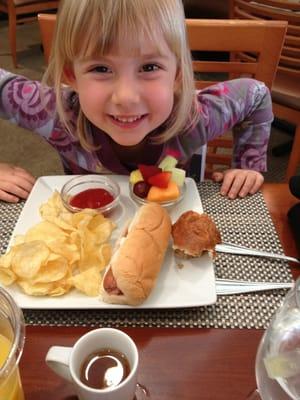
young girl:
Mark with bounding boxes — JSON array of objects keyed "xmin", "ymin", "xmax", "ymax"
[{"xmin": 0, "ymin": 0, "xmax": 272, "ymax": 203}]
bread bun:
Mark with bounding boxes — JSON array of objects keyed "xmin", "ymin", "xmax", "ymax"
[
  {"xmin": 101, "ymin": 203, "xmax": 171, "ymax": 306},
  {"xmin": 172, "ymin": 211, "xmax": 221, "ymax": 258}
]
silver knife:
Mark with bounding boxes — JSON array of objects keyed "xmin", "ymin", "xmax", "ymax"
[
  {"xmin": 216, "ymin": 279, "xmax": 294, "ymax": 295},
  {"xmin": 215, "ymin": 242, "xmax": 300, "ymax": 264}
]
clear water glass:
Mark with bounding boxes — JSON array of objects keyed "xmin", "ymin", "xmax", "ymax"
[{"xmin": 248, "ymin": 277, "xmax": 300, "ymax": 399}]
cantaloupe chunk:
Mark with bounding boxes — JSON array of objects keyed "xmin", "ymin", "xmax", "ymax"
[{"xmin": 147, "ymin": 181, "xmax": 180, "ymax": 202}]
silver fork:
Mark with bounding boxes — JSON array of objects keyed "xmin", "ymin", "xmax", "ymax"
[{"xmin": 216, "ymin": 278, "xmax": 294, "ymax": 295}]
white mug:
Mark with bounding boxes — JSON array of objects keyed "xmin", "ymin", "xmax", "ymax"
[{"xmin": 45, "ymin": 328, "xmax": 140, "ymax": 400}]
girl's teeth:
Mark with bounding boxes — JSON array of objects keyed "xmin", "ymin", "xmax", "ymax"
[{"xmin": 114, "ymin": 116, "xmax": 142, "ymax": 123}]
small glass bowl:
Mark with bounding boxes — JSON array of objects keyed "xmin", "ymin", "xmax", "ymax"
[
  {"xmin": 61, "ymin": 175, "xmax": 120, "ymax": 214},
  {"xmin": 129, "ymin": 181, "xmax": 186, "ymax": 208}
]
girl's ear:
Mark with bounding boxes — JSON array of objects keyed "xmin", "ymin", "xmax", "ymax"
[
  {"xmin": 174, "ymin": 68, "xmax": 182, "ymax": 94},
  {"xmin": 63, "ymin": 66, "xmax": 77, "ymax": 90}
]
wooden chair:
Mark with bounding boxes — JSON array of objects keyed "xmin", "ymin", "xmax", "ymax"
[
  {"xmin": 229, "ymin": 0, "xmax": 300, "ymax": 181},
  {"xmin": 37, "ymin": 12, "xmax": 56, "ymax": 64},
  {"xmin": 186, "ymin": 19, "xmax": 287, "ymax": 178},
  {"xmin": 0, "ymin": 0, "xmax": 59, "ymax": 67}
]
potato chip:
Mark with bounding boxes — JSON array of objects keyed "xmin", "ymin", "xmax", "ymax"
[
  {"xmin": 70, "ymin": 267, "xmax": 102, "ymax": 296},
  {"xmin": 0, "ymin": 190, "xmax": 116, "ymax": 297},
  {"xmin": 49, "ymin": 280, "xmax": 72, "ymax": 296},
  {"xmin": 24, "ymin": 220, "xmax": 80, "ymax": 266},
  {"xmin": 0, "ymin": 252, "xmax": 17, "ymax": 285},
  {"xmin": 11, "ymin": 241, "xmax": 50, "ymax": 279},
  {"xmin": 39, "ymin": 191, "xmax": 64, "ymax": 218},
  {"xmin": 25, "ymin": 221, "xmax": 68, "ymax": 242},
  {"xmin": 100, "ymin": 243, "xmax": 112, "ymax": 265},
  {"xmin": 89, "ymin": 218, "xmax": 115, "ymax": 243},
  {"xmin": 0, "ymin": 268, "xmax": 16, "ymax": 286},
  {"xmin": 17, "ymin": 280, "xmax": 55, "ymax": 296},
  {"xmin": 30, "ymin": 254, "xmax": 69, "ymax": 284},
  {"xmin": 46, "ymin": 240, "xmax": 80, "ymax": 266},
  {"xmin": 18, "ymin": 278, "xmax": 72, "ymax": 297},
  {"xmin": 39, "ymin": 191, "xmax": 76, "ymax": 231}
]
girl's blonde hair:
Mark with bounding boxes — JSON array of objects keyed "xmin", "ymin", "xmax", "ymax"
[{"xmin": 44, "ymin": 0, "xmax": 198, "ymax": 150}]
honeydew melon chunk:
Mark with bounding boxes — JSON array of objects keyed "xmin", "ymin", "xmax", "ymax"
[
  {"xmin": 170, "ymin": 167, "xmax": 186, "ymax": 187},
  {"xmin": 129, "ymin": 169, "xmax": 143, "ymax": 184},
  {"xmin": 158, "ymin": 155, "xmax": 178, "ymax": 171}
]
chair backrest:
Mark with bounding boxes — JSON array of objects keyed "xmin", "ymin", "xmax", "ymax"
[
  {"xmin": 229, "ymin": 1, "xmax": 300, "ymax": 180},
  {"xmin": 186, "ymin": 19, "xmax": 287, "ymax": 90},
  {"xmin": 186, "ymin": 19, "xmax": 287, "ymax": 177},
  {"xmin": 229, "ymin": 0, "xmax": 300, "ymax": 79},
  {"xmin": 38, "ymin": 13, "xmax": 57, "ymax": 64}
]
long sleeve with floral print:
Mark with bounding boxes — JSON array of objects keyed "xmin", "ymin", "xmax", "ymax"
[{"xmin": 0, "ymin": 69, "xmax": 272, "ymax": 175}]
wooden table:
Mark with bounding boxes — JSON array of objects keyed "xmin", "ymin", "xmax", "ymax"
[{"xmin": 20, "ymin": 183, "xmax": 299, "ymax": 400}]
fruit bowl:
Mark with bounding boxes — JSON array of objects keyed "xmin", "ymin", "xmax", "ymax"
[{"xmin": 129, "ymin": 181, "xmax": 186, "ymax": 208}]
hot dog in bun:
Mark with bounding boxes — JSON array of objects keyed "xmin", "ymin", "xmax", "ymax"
[{"xmin": 101, "ymin": 203, "xmax": 171, "ymax": 306}]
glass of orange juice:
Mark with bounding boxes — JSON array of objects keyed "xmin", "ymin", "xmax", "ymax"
[{"xmin": 0, "ymin": 287, "xmax": 25, "ymax": 400}]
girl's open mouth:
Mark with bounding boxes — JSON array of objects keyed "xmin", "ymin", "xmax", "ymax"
[{"xmin": 109, "ymin": 114, "xmax": 147, "ymax": 128}]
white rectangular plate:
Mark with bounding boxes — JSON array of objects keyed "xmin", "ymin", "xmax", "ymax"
[{"xmin": 3, "ymin": 175, "xmax": 216, "ymax": 309}]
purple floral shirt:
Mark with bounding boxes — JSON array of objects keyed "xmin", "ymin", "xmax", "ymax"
[{"xmin": 0, "ymin": 69, "xmax": 273, "ymax": 175}]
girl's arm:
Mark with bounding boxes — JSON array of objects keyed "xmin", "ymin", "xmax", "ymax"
[
  {"xmin": 197, "ymin": 78, "xmax": 273, "ymax": 198},
  {"xmin": 0, "ymin": 68, "xmax": 57, "ymax": 139},
  {"xmin": 0, "ymin": 69, "xmax": 95, "ymax": 178},
  {"xmin": 0, "ymin": 69, "xmax": 56, "ymax": 202}
]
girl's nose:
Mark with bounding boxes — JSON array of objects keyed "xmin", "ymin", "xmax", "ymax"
[{"xmin": 111, "ymin": 76, "xmax": 140, "ymax": 106}]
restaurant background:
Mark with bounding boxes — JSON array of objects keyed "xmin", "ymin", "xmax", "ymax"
[
  {"xmin": 0, "ymin": 8, "xmax": 299, "ymax": 399},
  {"xmin": 0, "ymin": 19, "xmax": 297, "ymax": 182}
]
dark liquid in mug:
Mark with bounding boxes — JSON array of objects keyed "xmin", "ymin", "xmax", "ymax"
[{"xmin": 80, "ymin": 348, "xmax": 130, "ymax": 390}]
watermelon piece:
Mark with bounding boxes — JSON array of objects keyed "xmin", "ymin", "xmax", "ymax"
[
  {"xmin": 148, "ymin": 171, "xmax": 171, "ymax": 188},
  {"xmin": 138, "ymin": 164, "xmax": 161, "ymax": 182}
]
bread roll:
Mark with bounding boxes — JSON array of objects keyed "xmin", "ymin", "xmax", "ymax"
[{"xmin": 172, "ymin": 211, "xmax": 221, "ymax": 258}]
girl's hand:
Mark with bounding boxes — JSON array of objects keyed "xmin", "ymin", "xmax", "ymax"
[
  {"xmin": 212, "ymin": 169, "xmax": 264, "ymax": 199},
  {"xmin": 0, "ymin": 163, "xmax": 36, "ymax": 203}
]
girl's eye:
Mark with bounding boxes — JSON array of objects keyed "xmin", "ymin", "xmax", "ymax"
[
  {"xmin": 90, "ymin": 65, "xmax": 112, "ymax": 74},
  {"xmin": 141, "ymin": 64, "xmax": 160, "ymax": 72}
]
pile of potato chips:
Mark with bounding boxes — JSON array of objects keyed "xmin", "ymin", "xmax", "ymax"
[{"xmin": 0, "ymin": 191, "xmax": 115, "ymax": 297}]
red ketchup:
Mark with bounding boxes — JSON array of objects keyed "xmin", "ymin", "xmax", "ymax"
[{"xmin": 69, "ymin": 188, "xmax": 114, "ymax": 209}]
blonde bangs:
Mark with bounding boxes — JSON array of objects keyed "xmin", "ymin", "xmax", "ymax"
[{"xmin": 56, "ymin": 0, "xmax": 185, "ymax": 62}]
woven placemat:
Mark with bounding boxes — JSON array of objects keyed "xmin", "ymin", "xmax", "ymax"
[{"xmin": 0, "ymin": 181, "xmax": 293, "ymax": 329}]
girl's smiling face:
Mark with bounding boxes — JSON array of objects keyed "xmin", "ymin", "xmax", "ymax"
[{"xmin": 68, "ymin": 35, "xmax": 178, "ymax": 146}]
